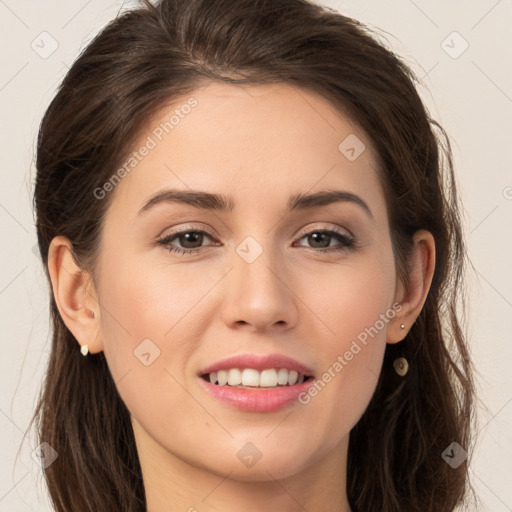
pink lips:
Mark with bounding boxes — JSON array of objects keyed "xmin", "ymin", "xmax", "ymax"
[
  {"xmin": 198, "ymin": 353, "xmax": 315, "ymax": 413},
  {"xmin": 198, "ymin": 376, "xmax": 315, "ymax": 412}
]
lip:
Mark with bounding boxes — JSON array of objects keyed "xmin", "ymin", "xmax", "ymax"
[
  {"xmin": 198, "ymin": 375, "xmax": 315, "ymax": 412},
  {"xmin": 197, "ymin": 352, "xmax": 315, "ymax": 413},
  {"xmin": 199, "ymin": 353, "xmax": 314, "ymax": 376}
]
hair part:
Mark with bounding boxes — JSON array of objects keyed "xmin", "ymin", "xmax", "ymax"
[{"xmin": 29, "ymin": 0, "xmax": 475, "ymax": 510}]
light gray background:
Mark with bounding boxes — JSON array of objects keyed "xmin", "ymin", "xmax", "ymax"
[{"xmin": 0, "ymin": 1, "xmax": 511, "ymax": 510}]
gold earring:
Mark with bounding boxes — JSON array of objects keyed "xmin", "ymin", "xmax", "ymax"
[
  {"xmin": 80, "ymin": 344, "xmax": 89, "ymax": 356},
  {"xmin": 393, "ymin": 357, "xmax": 408, "ymax": 376}
]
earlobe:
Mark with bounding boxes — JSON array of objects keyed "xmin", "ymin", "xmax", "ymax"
[
  {"xmin": 388, "ymin": 229, "xmax": 436, "ymax": 344},
  {"xmin": 47, "ymin": 236, "xmax": 103, "ymax": 354}
]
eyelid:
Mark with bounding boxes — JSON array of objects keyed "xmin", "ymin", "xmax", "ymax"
[
  {"xmin": 295, "ymin": 222, "xmax": 353, "ymax": 239},
  {"xmin": 157, "ymin": 223, "xmax": 217, "ymax": 240}
]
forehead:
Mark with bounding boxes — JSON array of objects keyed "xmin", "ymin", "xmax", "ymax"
[{"xmin": 104, "ymin": 81, "xmax": 386, "ymax": 222}]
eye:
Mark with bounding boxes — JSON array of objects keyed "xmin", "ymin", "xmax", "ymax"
[
  {"xmin": 157, "ymin": 228, "xmax": 218, "ymax": 256},
  {"xmin": 156, "ymin": 226, "xmax": 356, "ymax": 256},
  {"xmin": 294, "ymin": 228, "xmax": 355, "ymax": 253}
]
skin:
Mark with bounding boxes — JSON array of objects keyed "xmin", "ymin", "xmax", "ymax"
[{"xmin": 48, "ymin": 82, "xmax": 435, "ymax": 512}]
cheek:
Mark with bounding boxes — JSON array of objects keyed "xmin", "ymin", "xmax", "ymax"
[
  {"xmin": 297, "ymin": 251, "xmax": 396, "ymax": 431},
  {"xmin": 95, "ymin": 262, "xmax": 209, "ymax": 437},
  {"xmin": 306, "ymin": 251, "xmax": 396, "ymax": 346},
  {"xmin": 98, "ymin": 269, "xmax": 183, "ymax": 378},
  {"xmin": 98, "ymin": 253, "xmax": 209, "ymax": 342},
  {"xmin": 96, "ymin": 255, "xmax": 225, "ymax": 413}
]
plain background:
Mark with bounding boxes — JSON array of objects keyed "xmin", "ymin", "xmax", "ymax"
[{"xmin": 0, "ymin": 1, "xmax": 510, "ymax": 510}]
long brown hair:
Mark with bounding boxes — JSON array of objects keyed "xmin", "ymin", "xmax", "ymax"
[{"xmin": 29, "ymin": 0, "xmax": 475, "ymax": 510}]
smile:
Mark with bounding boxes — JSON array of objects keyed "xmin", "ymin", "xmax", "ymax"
[{"xmin": 202, "ymin": 367, "xmax": 310, "ymax": 387}]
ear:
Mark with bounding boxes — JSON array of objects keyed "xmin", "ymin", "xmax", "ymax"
[
  {"xmin": 47, "ymin": 236, "xmax": 103, "ymax": 354},
  {"xmin": 387, "ymin": 229, "xmax": 436, "ymax": 344}
]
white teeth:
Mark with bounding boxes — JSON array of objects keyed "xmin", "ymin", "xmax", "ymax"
[
  {"xmin": 206, "ymin": 367, "xmax": 309, "ymax": 387},
  {"xmin": 277, "ymin": 368, "xmax": 289, "ymax": 385},
  {"xmin": 218, "ymin": 370, "xmax": 228, "ymax": 386},
  {"xmin": 227, "ymin": 368, "xmax": 242, "ymax": 386},
  {"xmin": 259, "ymin": 369, "xmax": 277, "ymax": 387},
  {"xmin": 241, "ymin": 368, "xmax": 260, "ymax": 386},
  {"xmin": 288, "ymin": 370, "xmax": 298, "ymax": 385}
]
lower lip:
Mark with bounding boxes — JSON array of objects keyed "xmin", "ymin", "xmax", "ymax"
[{"xmin": 197, "ymin": 376, "xmax": 315, "ymax": 412}]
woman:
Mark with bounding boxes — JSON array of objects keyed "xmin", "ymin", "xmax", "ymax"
[{"xmin": 30, "ymin": 0, "xmax": 474, "ymax": 510}]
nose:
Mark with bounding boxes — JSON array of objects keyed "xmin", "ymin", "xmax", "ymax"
[{"xmin": 220, "ymin": 242, "xmax": 299, "ymax": 333}]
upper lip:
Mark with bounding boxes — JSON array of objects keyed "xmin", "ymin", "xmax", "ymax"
[{"xmin": 199, "ymin": 353, "xmax": 314, "ymax": 377}]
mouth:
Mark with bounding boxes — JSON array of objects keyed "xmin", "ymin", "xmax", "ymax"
[
  {"xmin": 197, "ymin": 353, "xmax": 316, "ymax": 411},
  {"xmin": 200, "ymin": 368, "xmax": 314, "ymax": 388}
]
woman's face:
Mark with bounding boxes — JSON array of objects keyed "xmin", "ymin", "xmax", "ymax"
[{"xmin": 94, "ymin": 82, "xmax": 401, "ymax": 481}]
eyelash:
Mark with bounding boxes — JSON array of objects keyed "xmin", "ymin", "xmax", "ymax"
[{"xmin": 156, "ymin": 226, "xmax": 356, "ymax": 256}]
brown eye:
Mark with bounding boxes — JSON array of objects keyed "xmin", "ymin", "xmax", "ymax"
[
  {"xmin": 175, "ymin": 231, "xmax": 205, "ymax": 249},
  {"xmin": 306, "ymin": 232, "xmax": 332, "ymax": 248},
  {"xmin": 296, "ymin": 229, "xmax": 355, "ymax": 252},
  {"xmin": 157, "ymin": 229, "xmax": 218, "ymax": 256}
]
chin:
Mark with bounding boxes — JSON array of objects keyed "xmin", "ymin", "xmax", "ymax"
[{"xmin": 194, "ymin": 441, "xmax": 314, "ymax": 482}]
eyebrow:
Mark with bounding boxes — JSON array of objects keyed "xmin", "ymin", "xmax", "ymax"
[{"xmin": 137, "ymin": 188, "xmax": 374, "ymax": 220}]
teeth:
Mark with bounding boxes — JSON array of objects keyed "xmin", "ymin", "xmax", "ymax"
[
  {"xmin": 277, "ymin": 368, "xmax": 289, "ymax": 385},
  {"xmin": 218, "ymin": 370, "xmax": 228, "ymax": 386},
  {"xmin": 259, "ymin": 369, "xmax": 277, "ymax": 387},
  {"xmin": 227, "ymin": 368, "xmax": 242, "ymax": 386},
  {"xmin": 206, "ymin": 368, "xmax": 309, "ymax": 387},
  {"xmin": 241, "ymin": 368, "xmax": 259, "ymax": 386},
  {"xmin": 288, "ymin": 370, "xmax": 298, "ymax": 385}
]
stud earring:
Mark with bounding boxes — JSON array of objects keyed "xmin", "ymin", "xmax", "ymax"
[
  {"xmin": 80, "ymin": 344, "xmax": 89, "ymax": 356},
  {"xmin": 400, "ymin": 324, "xmax": 405, "ymax": 329},
  {"xmin": 393, "ymin": 357, "xmax": 408, "ymax": 376}
]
